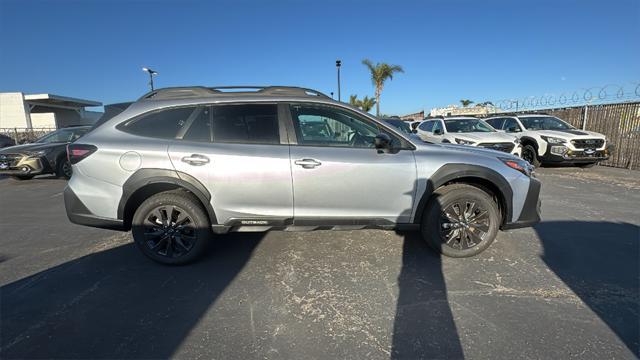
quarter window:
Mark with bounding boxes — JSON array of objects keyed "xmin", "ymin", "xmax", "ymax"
[{"xmin": 120, "ymin": 107, "xmax": 197, "ymax": 139}]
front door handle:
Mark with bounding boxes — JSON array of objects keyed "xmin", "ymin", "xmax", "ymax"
[
  {"xmin": 181, "ymin": 154, "xmax": 210, "ymax": 166},
  {"xmin": 294, "ymin": 158, "xmax": 321, "ymax": 169}
]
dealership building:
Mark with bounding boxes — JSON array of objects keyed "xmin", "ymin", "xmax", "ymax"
[{"xmin": 0, "ymin": 92, "xmax": 102, "ymax": 129}]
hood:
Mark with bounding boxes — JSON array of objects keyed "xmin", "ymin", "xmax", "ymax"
[
  {"xmin": 0, "ymin": 142, "xmax": 64, "ymax": 154},
  {"xmin": 535, "ymin": 129, "xmax": 605, "ymax": 139},
  {"xmin": 450, "ymin": 131, "xmax": 517, "ymax": 143},
  {"xmin": 412, "ymin": 140, "xmax": 519, "ymax": 161}
]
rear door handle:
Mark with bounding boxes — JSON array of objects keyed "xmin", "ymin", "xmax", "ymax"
[
  {"xmin": 294, "ymin": 158, "xmax": 321, "ymax": 169},
  {"xmin": 181, "ymin": 154, "xmax": 210, "ymax": 166}
]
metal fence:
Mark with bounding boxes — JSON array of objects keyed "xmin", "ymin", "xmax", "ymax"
[
  {"xmin": 0, "ymin": 128, "xmax": 56, "ymax": 145},
  {"xmin": 487, "ymin": 102, "xmax": 640, "ymax": 170}
]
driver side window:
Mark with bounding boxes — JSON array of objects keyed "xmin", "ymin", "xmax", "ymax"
[{"xmin": 289, "ymin": 104, "xmax": 382, "ymax": 148}]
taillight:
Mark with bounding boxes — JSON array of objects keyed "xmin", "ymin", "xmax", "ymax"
[{"xmin": 67, "ymin": 144, "xmax": 97, "ymax": 164}]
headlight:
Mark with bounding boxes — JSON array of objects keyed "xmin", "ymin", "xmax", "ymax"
[
  {"xmin": 499, "ymin": 157, "xmax": 534, "ymax": 177},
  {"xmin": 540, "ymin": 136, "xmax": 566, "ymax": 144},
  {"xmin": 455, "ymin": 138, "xmax": 475, "ymax": 145},
  {"xmin": 27, "ymin": 150, "xmax": 49, "ymax": 157}
]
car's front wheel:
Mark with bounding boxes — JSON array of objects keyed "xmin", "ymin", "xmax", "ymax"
[
  {"xmin": 132, "ymin": 191, "xmax": 211, "ymax": 265},
  {"xmin": 422, "ymin": 184, "xmax": 500, "ymax": 257},
  {"xmin": 522, "ymin": 144, "xmax": 540, "ymax": 167}
]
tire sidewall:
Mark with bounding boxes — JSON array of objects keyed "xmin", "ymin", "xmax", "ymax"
[
  {"xmin": 422, "ymin": 185, "xmax": 500, "ymax": 258},
  {"xmin": 132, "ymin": 192, "xmax": 210, "ymax": 265},
  {"xmin": 523, "ymin": 144, "xmax": 540, "ymax": 167}
]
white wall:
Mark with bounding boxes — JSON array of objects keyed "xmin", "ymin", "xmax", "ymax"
[
  {"xmin": 0, "ymin": 92, "xmax": 30, "ymax": 128},
  {"xmin": 30, "ymin": 113, "xmax": 57, "ymax": 128}
]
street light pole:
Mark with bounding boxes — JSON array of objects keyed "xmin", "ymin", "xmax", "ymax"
[
  {"xmin": 142, "ymin": 67, "xmax": 158, "ymax": 91},
  {"xmin": 335, "ymin": 60, "xmax": 341, "ymax": 102}
]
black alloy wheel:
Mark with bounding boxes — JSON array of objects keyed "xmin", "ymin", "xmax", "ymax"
[
  {"xmin": 439, "ymin": 200, "xmax": 490, "ymax": 251},
  {"xmin": 142, "ymin": 205, "xmax": 196, "ymax": 259},
  {"xmin": 422, "ymin": 183, "xmax": 500, "ymax": 257},
  {"xmin": 132, "ymin": 191, "xmax": 210, "ymax": 264}
]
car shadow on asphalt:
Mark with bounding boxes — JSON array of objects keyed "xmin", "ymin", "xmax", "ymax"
[
  {"xmin": 0, "ymin": 232, "xmax": 265, "ymax": 359},
  {"xmin": 391, "ymin": 231, "xmax": 464, "ymax": 359},
  {"xmin": 535, "ymin": 221, "xmax": 640, "ymax": 357}
]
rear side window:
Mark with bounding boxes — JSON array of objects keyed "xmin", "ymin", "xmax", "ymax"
[
  {"xmin": 211, "ymin": 104, "xmax": 279, "ymax": 144},
  {"xmin": 120, "ymin": 107, "xmax": 197, "ymax": 139}
]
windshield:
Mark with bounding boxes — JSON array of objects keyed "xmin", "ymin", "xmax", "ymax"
[
  {"xmin": 35, "ymin": 128, "xmax": 88, "ymax": 144},
  {"xmin": 384, "ymin": 120, "xmax": 412, "ymax": 134},
  {"xmin": 444, "ymin": 119, "xmax": 494, "ymax": 133},
  {"xmin": 520, "ymin": 116, "xmax": 574, "ymax": 130}
]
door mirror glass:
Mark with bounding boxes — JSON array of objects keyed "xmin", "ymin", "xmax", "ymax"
[
  {"xmin": 507, "ymin": 126, "xmax": 521, "ymax": 133},
  {"xmin": 374, "ymin": 133, "xmax": 392, "ymax": 151},
  {"xmin": 433, "ymin": 128, "xmax": 443, "ymax": 135},
  {"xmin": 412, "ymin": 129, "xmax": 418, "ymax": 134}
]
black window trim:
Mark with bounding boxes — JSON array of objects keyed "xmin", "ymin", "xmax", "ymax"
[{"xmin": 117, "ymin": 102, "xmax": 286, "ymax": 145}]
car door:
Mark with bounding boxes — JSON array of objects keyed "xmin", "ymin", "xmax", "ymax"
[
  {"xmin": 287, "ymin": 103, "xmax": 417, "ymax": 224},
  {"xmin": 168, "ymin": 103, "xmax": 293, "ymax": 225}
]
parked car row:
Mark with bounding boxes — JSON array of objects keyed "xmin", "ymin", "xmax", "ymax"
[
  {"xmin": 0, "ymin": 126, "xmax": 91, "ymax": 179},
  {"xmin": 388, "ymin": 114, "xmax": 611, "ymax": 168}
]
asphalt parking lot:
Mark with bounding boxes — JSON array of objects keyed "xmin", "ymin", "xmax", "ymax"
[{"xmin": 1, "ymin": 166, "xmax": 638, "ymax": 359}]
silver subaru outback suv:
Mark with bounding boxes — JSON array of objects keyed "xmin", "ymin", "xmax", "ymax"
[{"xmin": 65, "ymin": 86, "xmax": 541, "ymax": 264}]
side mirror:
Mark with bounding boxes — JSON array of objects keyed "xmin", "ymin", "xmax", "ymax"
[
  {"xmin": 434, "ymin": 129, "xmax": 443, "ymax": 135},
  {"xmin": 374, "ymin": 133, "xmax": 392, "ymax": 152},
  {"xmin": 411, "ymin": 129, "xmax": 418, "ymax": 134},
  {"xmin": 507, "ymin": 126, "xmax": 521, "ymax": 133}
]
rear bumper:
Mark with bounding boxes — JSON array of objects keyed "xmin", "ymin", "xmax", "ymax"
[
  {"xmin": 502, "ymin": 177, "xmax": 541, "ymax": 230},
  {"xmin": 64, "ymin": 186, "xmax": 125, "ymax": 231}
]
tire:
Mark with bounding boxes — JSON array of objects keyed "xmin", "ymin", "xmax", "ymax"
[
  {"xmin": 131, "ymin": 191, "xmax": 211, "ymax": 265},
  {"xmin": 421, "ymin": 184, "xmax": 500, "ymax": 258},
  {"xmin": 11, "ymin": 175, "xmax": 34, "ymax": 180},
  {"xmin": 577, "ymin": 162, "xmax": 596, "ymax": 168},
  {"xmin": 56, "ymin": 158, "xmax": 72, "ymax": 179},
  {"xmin": 522, "ymin": 144, "xmax": 540, "ymax": 167}
]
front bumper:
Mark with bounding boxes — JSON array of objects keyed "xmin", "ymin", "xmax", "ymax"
[
  {"xmin": 539, "ymin": 144, "xmax": 612, "ymax": 164},
  {"xmin": 502, "ymin": 177, "xmax": 541, "ymax": 230},
  {"xmin": 64, "ymin": 186, "xmax": 125, "ymax": 230},
  {"xmin": 0, "ymin": 154, "xmax": 49, "ymax": 176}
]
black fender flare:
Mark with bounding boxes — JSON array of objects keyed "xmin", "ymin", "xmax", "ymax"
[
  {"xmin": 519, "ymin": 136, "xmax": 538, "ymax": 150},
  {"xmin": 117, "ymin": 168, "xmax": 217, "ymax": 225},
  {"xmin": 414, "ymin": 164, "xmax": 513, "ymax": 225}
]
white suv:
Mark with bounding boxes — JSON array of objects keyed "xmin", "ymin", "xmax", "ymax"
[
  {"xmin": 416, "ymin": 116, "xmax": 522, "ymax": 157},
  {"xmin": 485, "ymin": 114, "xmax": 610, "ymax": 168}
]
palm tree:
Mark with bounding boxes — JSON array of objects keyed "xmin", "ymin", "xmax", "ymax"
[
  {"xmin": 362, "ymin": 59, "xmax": 404, "ymax": 116},
  {"xmin": 359, "ymin": 96, "xmax": 376, "ymax": 113},
  {"xmin": 349, "ymin": 94, "xmax": 359, "ymax": 107},
  {"xmin": 460, "ymin": 99, "xmax": 474, "ymax": 107}
]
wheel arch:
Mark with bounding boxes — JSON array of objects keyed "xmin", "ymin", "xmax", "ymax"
[
  {"xmin": 414, "ymin": 164, "xmax": 513, "ymax": 227},
  {"xmin": 117, "ymin": 169, "xmax": 217, "ymax": 230}
]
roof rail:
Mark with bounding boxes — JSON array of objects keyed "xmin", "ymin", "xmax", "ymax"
[{"xmin": 138, "ymin": 85, "xmax": 331, "ymax": 101}]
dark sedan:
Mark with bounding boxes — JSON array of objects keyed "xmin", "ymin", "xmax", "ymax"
[{"xmin": 0, "ymin": 126, "xmax": 90, "ymax": 180}]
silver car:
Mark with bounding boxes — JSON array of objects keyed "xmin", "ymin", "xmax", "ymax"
[{"xmin": 64, "ymin": 86, "xmax": 541, "ymax": 264}]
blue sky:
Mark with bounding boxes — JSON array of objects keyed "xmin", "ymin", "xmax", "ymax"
[{"xmin": 1, "ymin": 0, "xmax": 638, "ymax": 115}]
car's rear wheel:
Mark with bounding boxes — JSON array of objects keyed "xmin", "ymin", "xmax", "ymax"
[
  {"xmin": 421, "ymin": 184, "xmax": 500, "ymax": 258},
  {"xmin": 11, "ymin": 175, "xmax": 34, "ymax": 180},
  {"xmin": 132, "ymin": 191, "xmax": 210, "ymax": 265},
  {"xmin": 56, "ymin": 158, "xmax": 72, "ymax": 179},
  {"xmin": 522, "ymin": 144, "xmax": 540, "ymax": 167}
]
